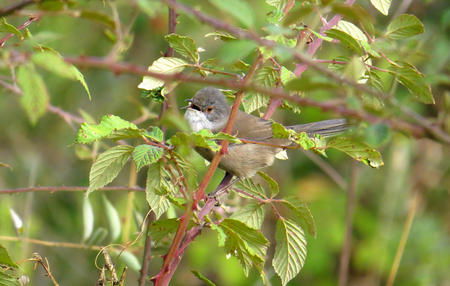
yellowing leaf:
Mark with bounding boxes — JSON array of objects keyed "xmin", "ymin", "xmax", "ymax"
[{"xmin": 138, "ymin": 57, "xmax": 187, "ymax": 90}]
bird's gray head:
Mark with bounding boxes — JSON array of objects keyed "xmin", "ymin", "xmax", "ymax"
[{"xmin": 184, "ymin": 87, "xmax": 231, "ymax": 132}]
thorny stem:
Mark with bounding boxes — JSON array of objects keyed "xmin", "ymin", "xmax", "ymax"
[
  {"xmin": 153, "ymin": 52, "xmax": 263, "ymax": 286},
  {"xmin": 0, "ymin": 0, "xmax": 40, "ymax": 17}
]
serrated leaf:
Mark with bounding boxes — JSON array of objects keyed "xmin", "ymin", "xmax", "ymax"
[
  {"xmin": 370, "ymin": 0, "xmax": 391, "ymax": 15},
  {"xmin": 0, "ymin": 271, "xmax": 20, "ymax": 286},
  {"xmin": 145, "ymin": 126, "xmax": 164, "ymax": 142},
  {"xmin": 327, "ymin": 137, "xmax": 384, "ymax": 168},
  {"xmin": 389, "ymin": 62, "xmax": 434, "ymax": 104},
  {"xmin": 17, "ymin": 63, "xmax": 49, "ymax": 125},
  {"xmin": 149, "ymin": 218, "xmax": 179, "ymax": 245},
  {"xmin": 331, "ymin": 4, "xmax": 375, "ymax": 35},
  {"xmin": 0, "ymin": 17, "xmax": 22, "ymax": 39},
  {"xmin": 82, "ymin": 196, "xmax": 94, "ymax": 241},
  {"xmin": 279, "ymin": 197, "xmax": 316, "ymax": 237},
  {"xmin": 231, "ymin": 201, "xmax": 265, "ymax": 229},
  {"xmin": 218, "ymin": 40, "xmax": 257, "ymax": 64},
  {"xmin": 326, "ymin": 28, "xmax": 364, "ymax": 55},
  {"xmin": 272, "ymin": 122, "xmax": 315, "ymax": 150},
  {"xmin": 88, "ymin": 145, "xmax": 133, "ymax": 194},
  {"xmin": 218, "ymin": 219, "xmax": 269, "ymax": 275},
  {"xmin": 31, "ymin": 51, "xmax": 91, "ymax": 99},
  {"xmin": 258, "ymin": 171, "xmax": 279, "ymax": 197},
  {"xmin": 76, "ymin": 114, "xmax": 139, "ymax": 144},
  {"xmin": 209, "ymin": 0, "xmax": 255, "ymax": 28},
  {"xmin": 102, "ymin": 195, "xmax": 121, "ymax": 242},
  {"xmin": 273, "ymin": 219, "xmax": 307, "ymax": 286},
  {"xmin": 235, "ymin": 178, "xmax": 267, "ymax": 199},
  {"xmin": 0, "ymin": 245, "xmax": 18, "ymax": 268},
  {"xmin": 116, "ymin": 250, "xmax": 141, "ymax": 272},
  {"xmin": 138, "ymin": 57, "xmax": 187, "ymax": 90},
  {"xmin": 191, "ymin": 270, "xmax": 216, "ymax": 286},
  {"xmin": 132, "ymin": 144, "xmax": 163, "ymax": 172},
  {"xmin": 170, "ymin": 130, "xmax": 240, "ymax": 152},
  {"xmin": 386, "ymin": 14, "xmax": 424, "ymax": 39},
  {"xmin": 146, "ymin": 161, "xmax": 172, "ymax": 219},
  {"xmin": 242, "ymin": 92, "xmax": 269, "ymax": 113},
  {"xmin": 165, "ymin": 33, "xmax": 199, "ymax": 63}
]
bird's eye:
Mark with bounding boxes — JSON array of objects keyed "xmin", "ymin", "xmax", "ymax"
[
  {"xmin": 206, "ymin": 106, "xmax": 214, "ymax": 113},
  {"xmin": 190, "ymin": 104, "xmax": 201, "ymax": 111}
]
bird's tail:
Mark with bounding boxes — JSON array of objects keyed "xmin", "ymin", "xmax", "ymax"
[{"xmin": 289, "ymin": 119, "xmax": 349, "ymax": 138}]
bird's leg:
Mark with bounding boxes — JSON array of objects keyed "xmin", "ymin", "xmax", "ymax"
[{"xmin": 207, "ymin": 172, "xmax": 239, "ymax": 200}]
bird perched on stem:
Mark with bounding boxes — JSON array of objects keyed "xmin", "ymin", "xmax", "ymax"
[{"xmin": 184, "ymin": 87, "xmax": 348, "ymax": 182}]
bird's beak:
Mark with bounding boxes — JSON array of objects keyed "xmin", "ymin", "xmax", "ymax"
[{"xmin": 181, "ymin": 99, "xmax": 192, "ymax": 110}]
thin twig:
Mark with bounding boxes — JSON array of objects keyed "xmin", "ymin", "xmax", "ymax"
[
  {"xmin": 0, "ymin": 186, "xmax": 144, "ymax": 195},
  {"xmin": 338, "ymin": 162, "xmax": 358, "ymax": 286},
  {"xmin": 386, "ymin": 191, "xmax": 420, "ymax": 286},
  {"xmin": 138, "ymin": 214, "xmax": 154, "ymax": 286},
  {"xmin": 63, "ymin": 55, "xmax": 438, "ymax": 142},
  {"xmin": 30, "ymin": 253, "xmax": 59, "ymax": 286},
  {"xmin": 0, "ymin": 235, "xmax": 104, "ymax": 251}
]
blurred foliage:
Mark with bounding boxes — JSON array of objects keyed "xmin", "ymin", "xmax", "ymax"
[{"xmin": 0, "ymin": 0, "xmax": 449, "ymax": 285}]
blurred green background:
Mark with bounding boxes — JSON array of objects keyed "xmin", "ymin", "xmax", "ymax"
[{"xmin": 0, "ymin": 0, "xmax": 449, "ymax": 285}]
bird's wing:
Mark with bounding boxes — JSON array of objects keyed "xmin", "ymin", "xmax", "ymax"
[{"xmin": 231, "ymin": 111, "xmax": 274, "ymax": 141}]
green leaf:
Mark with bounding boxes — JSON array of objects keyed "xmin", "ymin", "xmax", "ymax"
[
  {"xmin": 170, "ymin": 130, "xmax": 240, "ymax": 152},
  {"xmin": 218, "ymin": 40, "xmax": 257, "ymax": 64},
  {"xmin": 87, "ymin": 145, "xmax": 133, "ymax": 194},
  {"xmin": 204, "ymin": 31, "xmax": 237, "ymax": 41},
  {"xmin": 146, "ymin": 161, "xmax": 173, "ymax": 219},
  {"xmin": 272, "ymin": 122, "xmax": 315, "ymax": 150},
  {"xmin": 31, "ymin": 51, "xmax": 91, "ymax": 99},
  {"xmin": 235, "ymin": 178, "xmax": 267, "ymax": 200},
  {"xmin": 370, "ymin": 0, "xmax": 391, "ymax": 15},
  {"xmin": 327, "ymin": 137, "xmax": 384, "ymax": 168},
  {"xmin": 0, "ymin": 17, "xmax": 22, "ymax": 38},
  {"xmin": 0, "ymin": 245, "xmax": 18, "ymax": 268},
  {"xmin": 149, "ymin": 218, "xmax": 179, "ymax": 245},
  {"xmin": 273, "ymin": 219, "xmax": 307, "ymax": 286},
  {"xmin": 279, "ymin": 197, "xmax": 316, "ymax": 237},
  {"xmin": 191, "ymin": 270, "xmax": 216, "ymax": 286},
  {"xmin": 132, "ymin": 144, "xmax": 163, "ymax": 172},
  {"xmin": 76, "ymin": 114, "xmax": 140, "ymax": 144},
  {"xmin": 165, "ymin": 34, "xmax": 199, "ymax": 63},
  {"xmin": 82, "ymin": 196, "xmax": 94, "ymax": 242},
  {"xmin": 386, "ymin": 14, "xmax": 424, "ymax": 39},
  {"xmin": 257, "ymin": 171, "xmax": 279, "ymax": 197},
  {"xmin": 326, "ymin": 28, "xmax": 364, "ymax": 55},
  {"xmin": 0, "ymin": 271, "xmax": 20, "ymax": 286},
  {"xmin": 209, "ymin": 0, "xmax": 255, "ymax": 28},
  {"xmin": 17, "ymin": 63, "xmax": 49, "ymax": 125},
  {"xmin": 285, "ymin": 76, "xmax": 338, "ymax": 91},
  {"xmin": 138, "ymin": 57, "xmax": 187, "ymax": 90},
  {"xmin": 242, "ymin": 92, "xmax": 269, "ymax": 114},
  {"xmin": 218, "ymin": 219, "xmax": 269, "ymax": 275},
  {"xmin": 116, "ymin": 250, "xmax": 141, "ymax": 272},
  {"xmin": 389, "ymin": 62, "xmax": 434, "ymax": 104},
  {"xmin": 102, "ymin": 195, "xmax": 121, "ymax": 242},
  {"xmin": 230, "ymin": 201, "xmax": 265, "ymax": 229}
]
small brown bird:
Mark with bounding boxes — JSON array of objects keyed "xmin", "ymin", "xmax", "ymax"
[{"xmin": 184, "ymin": 87, "xmax": 348, "ymax": 179}]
